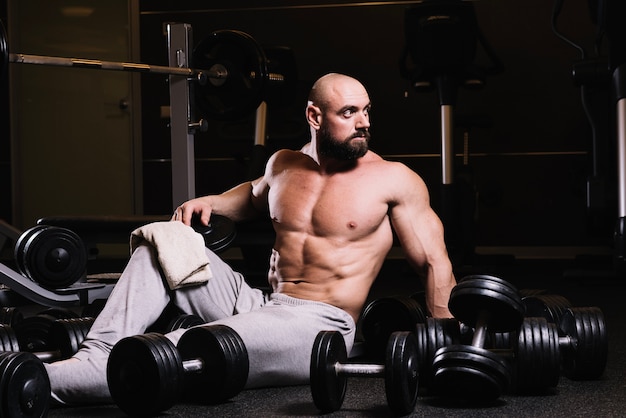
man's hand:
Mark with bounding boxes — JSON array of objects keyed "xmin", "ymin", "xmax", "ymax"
[{"xmin": 171, "ymin": 196, "xmax": 213, "ymax": 226}]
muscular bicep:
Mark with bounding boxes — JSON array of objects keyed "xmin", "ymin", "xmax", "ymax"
[{"xmin": 388, "ymin": 167, "xmax": 448, "ymax": 272}]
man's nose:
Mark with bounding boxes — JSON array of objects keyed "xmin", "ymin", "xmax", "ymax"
[{"xmin": 356, "ymin": 113, "xmax": 370, "ymax": 129}]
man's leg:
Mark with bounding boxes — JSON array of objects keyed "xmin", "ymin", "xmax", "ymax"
[
  {"xmin": 197, "ymin": 293, "xmax": 357, "ymax": 389},
  {"xmin": 45, "ymin": 243, "xmax": 265, "ymax": 405}
]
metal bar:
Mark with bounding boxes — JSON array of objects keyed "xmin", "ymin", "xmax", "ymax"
[
  {"xmin": 9, "ymin": 52, "xmax": 200, "ymax": 77},
  {"xmin": 618, "ymin": 97, "xmax": 626, "ymax": 217},
  {"xmin": 167, "ymin": 23, "xmax": 196, "ymax": 209},
  {"xmin": 335, "ymin": 362, "xmax": 384, "ymax": 376},
  {"xmin": 441, "ymin": 104, "xmax": 454, "ymax": 184}
]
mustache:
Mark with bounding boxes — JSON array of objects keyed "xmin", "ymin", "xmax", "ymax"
[{"xmin": 349, "ymin": 129, "xmax": 371, "ymax": 140}]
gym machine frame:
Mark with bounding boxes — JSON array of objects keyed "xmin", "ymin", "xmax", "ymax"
[{"xmin": 0, "ymin": 22, "xmax": 244, "ymax": 307}]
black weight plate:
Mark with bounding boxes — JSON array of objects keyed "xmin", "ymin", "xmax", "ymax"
[
  {"xmin": 177, "ymin": 324, "xmax": 248, "ymax": 404},
  {"xmin": 361, "ymin": 296, "xmax": 426, "ymax": 361},
  {"xmin": 523, "ymin": 294, "xmax": 572, "ymax": 324},
  {"xmin": 14, "ymin": 225, "xmax": 45, "ymax": 278},
  {"xmin": 310, "ymin": 330, "xmax": 347, "ymax": 413},
  {"xmin": 192, "ymin": 214, "xmax": 236, "ymax": 253},
  {"xmin": 0, "ymin": 351, "xmax": 50, "ymax": 418},
  {"xmin": 449, "ymin": 278, "xmax": 524, "ymax": 332},
  {"xmin": 432, "ymin": 345, "xmax": 510, "ymax": 401},
  {"xmin": 515, "ymin": 317, "xmax": 560, "ymax": 393},
  {"xmin": 560, "ymin": 307, "xmax": 608, "ymax": 380},
  {"xmin": 49, "ymin": 317, "xmax": 94, "ymax": 359},
  {"xmin": 0, "ymin": 325, "xmax": 20, "ymax": 352},
  {"xmin": 13, "ymin": 314, "xmax": 56, "ymax": 352},
  {"xmin": 0, "ymin": 307, "xmax": 23, "ymax": 327},
  {"xmin": 385, "ymin": 331, "xmax": 419, "ymax": 416},
  {"xmin": 17, "ymin": 226, "xmax": 87, "ymax": 289},
  {"xmin": 107, "ymin": 333, "xmax": 184, "ymax": 417},
  {"xmin": 193, "ymin": 30, "xmax": 267, "ymax": 121},
  {"xmin": 421, "ymin": 318, "xmax": 461, "ymax": 388}
]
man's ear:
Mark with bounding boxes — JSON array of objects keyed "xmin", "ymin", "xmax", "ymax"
[{"xmin": 306, "ymin": 104, "xmax": 322, "ymax": 129}]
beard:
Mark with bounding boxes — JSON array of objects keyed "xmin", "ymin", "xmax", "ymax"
[{"xmin": 317, "ymin": 124, "xmax": 371, "ymax": 161}]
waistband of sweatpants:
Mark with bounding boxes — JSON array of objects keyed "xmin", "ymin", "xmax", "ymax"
[{"xmin": 268, "ymin": 293, "xmax": 355, "ymax": 325}]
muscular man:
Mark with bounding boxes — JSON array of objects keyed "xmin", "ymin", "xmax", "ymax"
[{"xmin": 45, "ymin": 73, "xmax": 456, "ymax": 405}]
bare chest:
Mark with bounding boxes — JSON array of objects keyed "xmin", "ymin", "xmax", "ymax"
[{"xmin": 268, "ymin": 169, "xmax": 390, "ymax": 237}]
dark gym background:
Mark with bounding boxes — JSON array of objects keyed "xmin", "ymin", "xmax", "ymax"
[
  {"xmin": 1, "ymin": 0, "xmax": 615, "ymax": 255},
  {"xmin": 1, "ymin": 2, "xmax": 625, "ymax": 417}
]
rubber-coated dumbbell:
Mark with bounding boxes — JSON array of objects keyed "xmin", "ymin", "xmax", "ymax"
[
  {"xmin": 0, "ymin": 351, "xmax": 50, "ymax": 418},
  {"xmin": 0, "ymin": 317, "xmax": 94, "ymax": 362},
  {"xmin": 414, "ymin": 317, "xmax": 462, "ymax": 388},
  {"xmin": 511, "ymin": 305, "xmax": 608, "ymax": 393},
  {"xmin": 310, "ymin": 330, "xmax": 418, "ymax": 416},
  {"xmin": 360, "ymin": 294, "xmax": 426, "ymax": 360},
  {"xmin": 523, "ymin": 293, "xmax": 572, "ymax": 325},
  {"xmin": 432, "ymin": 274, "xmax": 525, "ymax": 401},
  {"xmin": 107, "ymin": 324, "xmax": 249, "ymax": 417},
  {"xmin": 489, "ymin": 293, "xmax": 573, "ymax": 351},
  {"xmin": 0, "ymin": 307, "xmax": 23, "ymax": 327},
  {"xmin": 14, "ymin": 225, "xmax": 87, "ymax": 289}
]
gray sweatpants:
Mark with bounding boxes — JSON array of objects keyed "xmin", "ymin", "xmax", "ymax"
[{"xmin": 45, "ymin": 243, "xmax": 356, "ymax": 405}]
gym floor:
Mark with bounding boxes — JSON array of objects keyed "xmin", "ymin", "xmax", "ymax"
[{"xmin": 47, "ymin": 256, "xmax": 625, "ymax": 417}]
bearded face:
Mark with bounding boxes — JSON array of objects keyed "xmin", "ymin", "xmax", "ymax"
[{"xmin": 317, "ymin": 123, "xmax": 371, "ymax": 161}]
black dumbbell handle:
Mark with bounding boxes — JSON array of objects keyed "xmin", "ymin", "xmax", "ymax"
[{"xmin": 335, "ymin": 363, "xmax": 384, "ymax": 377}]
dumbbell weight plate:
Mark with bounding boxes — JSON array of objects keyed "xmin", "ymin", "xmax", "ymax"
[
  {"xmin": 176, "ymin": 324, "xmax": 249, "ymax": 404},
  {"xmin": 514, "ymin": 317, "xmax": 560, "ymax": 393},
  {"xmin": 361, "ymin": 296, "xmax": 426, "ymax": 361},
  {"xmin": 0, "ymin": 351, "xmax": 50, "ymax": 418},
  {"xmin": 13, "ymin": 314, "xmax": 57, "ymax": 352},
  {"xmin": 449, "ymin": 276, "xmax": 525, "ymax": 332},
  {"xmin": 415, "ymin": 318, "xmax": 461, "ymax": 388},
  {"xmin": 384, "ymin": 331, "xmax": 419, "ymax": 416},
  {"xmin": 310, "ymin": 330, "xmax": 347, "ymax": 413},
  {"xmin": 49, "ymin": 317, "xmax": 94, "ymax": 360},
  {"xmin": 560, "ymin": 307, "xmax": 608, "ymax": 380},
  {"xmin": 523, "ymin": 294, "xmax": 572, "ymax": 324},
  {"xmin": 0, "ymin": 325, "xmax": 20, "ymax": 352},
  {"xmin": 0, "ymin": 307, "xmax": 23, "ymax": 327},
  {"xmin": 432, "ymin": 345, "xmax": 511, "ymax": 401},
  {"xmin": 192, "ymin": 214, "xmax": 237, "ymax": 253},
  {"xmin": 107, "ymin": 333, "xmax": 184, "ymax": 417},
  {"xmin": 15, "ymin": 225, "xmax": 87, "ymax": 289}
]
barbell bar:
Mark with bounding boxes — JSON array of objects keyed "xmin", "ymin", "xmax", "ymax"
[{"xmin": 0, "ymin": 19, "xmax": 287, "ymax": 121}]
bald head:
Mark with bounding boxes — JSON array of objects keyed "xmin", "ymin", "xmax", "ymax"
[{"xmin": 308, "ymin": 73, "xmax": 369, "ymax": 111}]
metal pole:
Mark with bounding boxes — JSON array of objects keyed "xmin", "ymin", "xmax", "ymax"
[
  {"xmin": 167, "ymin": 23, "xmax": 196, "ymax": 209},
  {"xmin": 617, "ymin": 97, "xmax": 626, "ymax": 218},
  {"xmin": 441, "ymin": 104, "xmax": 454, "ymax": 185}
]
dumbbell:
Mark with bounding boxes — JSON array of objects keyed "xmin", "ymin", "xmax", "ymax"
[
  {"xmin": 432, "ymin": 274, "xmax": 525, "ymax": 401},
  {"xmin": 523, "ymin": 293, "xmax": 572, "ymax": 325},
  {"xmin": 0, "ymin": 317, "xmax": 94, "ymax": 362},
  {"xmin": 14, "ymin": 225, "xmax": 87, "ymax": 289},
  {"xmin": 0, "ymin": 307, "xmax": 23, "ymax": 327},
  {"xmin": 310, "ymin": 330, "xmax": 418, "ymax": 416},
  {"xmin": 513, "ymin": 305, "xmax": 608, "ymax": 392},
  {"xmin": 107, "ymin": 324, "xmax": 248, "ymax": 417},
  {"xmin": 489, "ymin": 292, "xmax": 573, "ymax": 351},
  {"xmin": 360, "ymin": 294, "xmax": 426, "ymax": 360},
  {"xmin": 413, "ymin": 317, "xmax": 462, "ymax": 389},
  {"xmin": 0, "ymin": 351, "xmax": 50, "ymax": 418}
]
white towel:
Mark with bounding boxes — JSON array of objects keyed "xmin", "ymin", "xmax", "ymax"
[{"xmin": 130, "ymin": 221, "xmax": 212, "ymax": 290}]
